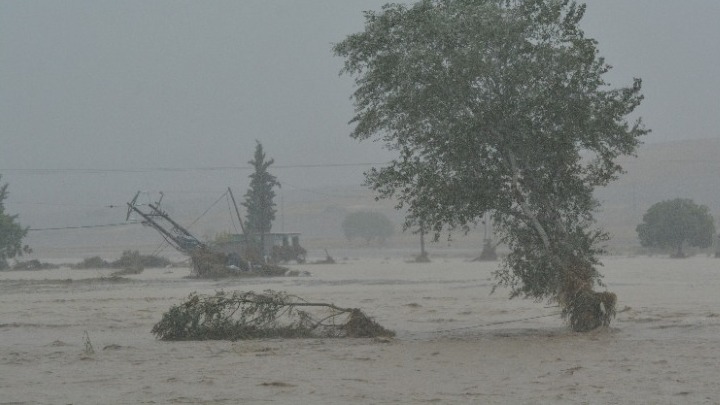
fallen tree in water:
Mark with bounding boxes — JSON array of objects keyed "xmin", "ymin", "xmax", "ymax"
[{"xmin": 152, "ymin": 290, "xmax": 394, "ymax": 341}]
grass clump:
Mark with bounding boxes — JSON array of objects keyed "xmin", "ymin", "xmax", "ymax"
[
  {"xmin": 73, "ymin": 250, "xmax": 172, "ymax": 273},
  {"xmin": 73, "ymin": 256, "xmax": 109, "ymax": 269},
  {"xmin": 113, "ymin": 250, "xmax": 171, "ymax": 269}
]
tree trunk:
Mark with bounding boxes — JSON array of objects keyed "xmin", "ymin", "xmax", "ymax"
[
  {"xmin": 507, "ymin": 150, "xmax": 611, "ymax": 332},
  {"xmin": 507, "ymin": 151, "xmax": 551, "ymax": 251},
  {"xmin": 673, "ymin": 243, "xmax": 685, "ymax": 258}
]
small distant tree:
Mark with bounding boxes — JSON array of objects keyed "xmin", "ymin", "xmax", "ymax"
[
  {"xmin": 342, "ymin": 211, "xmax": 394, "ymax": 245},
  {"xmin": 0, "ymin": 176, "xmax": 30, "ymax": 269},
  {"xmin": 242, "ymin": 142, "xmax": 280, "ymax": 260},
  {"xmin": 415, "ymin": 220, "xmax": 430, "ymax": 262},
  {"xmin": 475, "ymin": 214, "xmax": 497, "ymax": 261},
  {"xmin": 404, "ymin": 213, "xmax": 430, "ymax": 261},
  {"xmin": 637, "ymin": 199, "xmax": 715, "ymax": 258}
]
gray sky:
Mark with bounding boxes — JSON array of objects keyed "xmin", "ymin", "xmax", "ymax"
[{"xmin": 2, "ymin": 0, "xmax": 719, "ymax": 228}]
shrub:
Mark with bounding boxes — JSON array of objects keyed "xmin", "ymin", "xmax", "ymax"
[{"xmin": 73, "ymin": 256, "xmax": 110, "ymax": 269}]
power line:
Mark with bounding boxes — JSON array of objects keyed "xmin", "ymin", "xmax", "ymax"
[
  {"xmin": 281, "ymin": 181, "xmax": 367, "ymax": 198},
  {"xmin": 28, "ymin": 221, "xmax": 140, "ymax": 232},
  {"xmin": 5, "ymin": 201, "xmax": 126, "ymax": 208},
  {"xmin": 187, "ymin": 190, "xmax": 228, "ymax": 229},
  {"xmin": 5, "ymin": 157, "xmax": 720, "ymax": 176},
  {"xmin": 0, "ymin": 162, "xmax": 389, "ymax": 176}
]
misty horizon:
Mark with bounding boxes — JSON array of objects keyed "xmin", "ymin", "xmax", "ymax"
[{"xmin": 2, "ymin": 1, "xmax": 719, "ymax": 253}]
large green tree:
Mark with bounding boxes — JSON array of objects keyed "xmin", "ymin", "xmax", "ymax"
[
  {"xmin": 334, "ymin": 0, "xmax": 647, "ymax": 331},
  {"xmin": 0, "ymin": 176, "xmax": 30, "ymax": 269},
  {"xmin": 242, "ymin": 142, "xmax": 280, "ymax": 259},
  {"xmin": 637, "ymin": 199, "xmax": 715, "ymax": 258}
]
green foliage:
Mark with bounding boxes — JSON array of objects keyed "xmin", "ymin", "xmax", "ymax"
[
  {"xmin": 190, "ymin": 248, "xmax": 285, "ymax": 279},
  {"xmin": 190, "ymin": 249, "xmax": 237, "ymax": 278},
  {"xmin": 113, "ymin": 249, "xmax": 171, "ymax": 269},
  {"xmin": 271, "ymin": 244, "xmax": 307, "ymax": 264},
  {"xmin": 342, "ymin": 211, "xmax": 394, "ymax": 244},
  {"xmin": 110, "ymin": 250, "xmax": 144, "ymax": 275},
  {"xmin": 152, "ymin": 290, "xmax": 395, "ymax": 341},
  {"xmin": 335, "ymin": 0, "xmax": 646, "ymax": 330},
  {"xmin": 213, "ymin": 231, "xmax": 235, "ymax": 243},
  {"xmin": 73, "ymin": 251, "xmax": 171, "ymax": 270},
  {"xmin": 0, "ymin": 176, "xmax": 30, "ymax": 269},
  {"xmin": 242, "ymin": 142, "xmax": 280, "ymax": 236},
  {"xmin": 11, "ymin": 260, "xmax": 60, "ymax": 271},
  {"xmin": 637, "ymin": 199, "xmax": 716, "ymax": 258},
  {"xmin": 565, "ymin": 290, "xmax": 616, "ymax": 332},
  {"xmin": 73, "ymin": 256, "xmax": 109, "ymax": 269}
]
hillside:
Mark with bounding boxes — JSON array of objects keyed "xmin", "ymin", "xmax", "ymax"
[
  {"xmin": 282, "ymin": 138, "xmax": 720, "ymax": 254},
  {"xmin": 596, "ymin": 138, "xmax": 720, "ymax": 251},
  {"xmin": 22, "ymin": 138, "xmax": 720, "ymax": 260}
]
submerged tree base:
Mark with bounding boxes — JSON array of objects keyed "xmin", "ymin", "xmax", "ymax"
[
  {"xmin": 413, "ymin": 252, "xmax": 431, "ymax": 263},
  {"xmin": 473, "ymin": 240, "xmax": 498, "ymax": 262},
  {"xmin": 564, "ymin": 290, "xmax": 617, "ymax": 332},
  {"xmin": 152, "ymin": 290, "xmax": 395, "ymax": 341}
]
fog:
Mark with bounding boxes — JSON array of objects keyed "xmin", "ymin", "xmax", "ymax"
[{"xmin": 1, "ymin": 1, "xmax": 719, "ymax": 253}]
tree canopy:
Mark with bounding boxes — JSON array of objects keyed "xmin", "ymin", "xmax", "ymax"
[
  {"xmin": 637, "ymin": 199, "xmax": 715, "ymax": 258},
  {"xmin": 0, "ymin": 176, "xmax": 30, "ymax": 269},
  {"xmin": 242, "ymin": 142, "xmax": 280, "ymax": 236},
  {"xmin": 334, "ymin": 0, "xmax": 647, "ymax": 331},
  {"xmin": 342, "ymin": 211, "xmax": 395, "ymax": 245}
]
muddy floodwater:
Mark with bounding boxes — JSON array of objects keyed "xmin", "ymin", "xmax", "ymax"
[{"xmin": 1, "ymin": 256, "xmax": 719, "ymax": 404}]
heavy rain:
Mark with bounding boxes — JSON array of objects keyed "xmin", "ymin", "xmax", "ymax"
[{"xmin": 1, "ymin": 1, "xmax": 720, "ymax": 403}]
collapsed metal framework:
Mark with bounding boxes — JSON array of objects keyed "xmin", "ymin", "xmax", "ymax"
[
  {"xmin": 126, "ymin": 191, "xmax": 207, "ymax": 255},
  {"xmin": 126, "ymin": 189, "xmax": 306, "ymax": 265}
]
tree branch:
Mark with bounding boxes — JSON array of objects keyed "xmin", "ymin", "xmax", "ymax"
[{"xmin": 507, "ymin": 150, "xmax": 551, "ymax": 251}]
